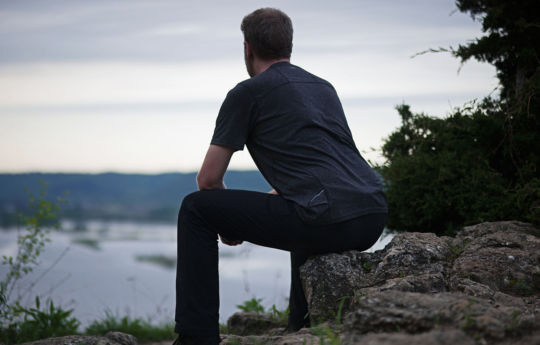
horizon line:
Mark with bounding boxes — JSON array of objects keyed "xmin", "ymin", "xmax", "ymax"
[{"xmin": 0, "ymin": 169, "xmax": 260, "ymax": 175}]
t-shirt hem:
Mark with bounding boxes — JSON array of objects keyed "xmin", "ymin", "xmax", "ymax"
[{"xmin": 210, "ymin": 140, "xmax": 244, "ymax": 151}]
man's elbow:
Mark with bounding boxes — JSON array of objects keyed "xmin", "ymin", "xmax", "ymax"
[{"xmin": 196, "ymin": 173, "xmax": 223, "ymax": 190}]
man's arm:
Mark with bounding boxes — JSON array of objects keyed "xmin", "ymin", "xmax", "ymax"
[
  {"xmin": 196, "ymin": 144, "xmax": 242, "ymax": 246},
  {"xmin": 196, "ymin": 144, "xmax": 234, "ymax": 190}
]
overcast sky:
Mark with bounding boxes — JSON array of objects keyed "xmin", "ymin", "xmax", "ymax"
[{"xmin": 0, "ymin": 0, "xmax": 498, "ymax": 173}]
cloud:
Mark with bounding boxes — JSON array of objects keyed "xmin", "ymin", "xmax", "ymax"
[
  {"xmin": 0, "ymin": 0, "xmax": 499, "ymax": 172},
  {"xmin": 140, "ymin": 23, "xmax": 208, "ymax": 37},
  {"xmin": 0, "ymin": 0, "xmax": 482, "ymax": 63},
  {"xmin": 0, "ymin": 60, "xmax": 247, "ymax": 107}
]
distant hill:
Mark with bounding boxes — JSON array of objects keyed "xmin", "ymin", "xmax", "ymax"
[{"xmin": 0, "ymin": 171, "xmax": 270, "ymax": 226}]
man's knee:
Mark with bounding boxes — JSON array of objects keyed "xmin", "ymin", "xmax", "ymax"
[
  {"xmin": 178, "ymin": 191, "xmax": 206, "ymax": 217},
  {"xmin": 179, "ymin": 190, "xmax": 223, "ymax": 218}
]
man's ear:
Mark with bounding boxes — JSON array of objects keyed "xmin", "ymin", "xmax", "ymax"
[{"xmin": 244, "ymin": 41, "xmax": 253, "ymax": 59}]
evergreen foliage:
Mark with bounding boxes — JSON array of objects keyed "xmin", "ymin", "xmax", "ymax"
[{"xmin": 380, "ymin": 0, "xmax": 539, "ymax": 235}]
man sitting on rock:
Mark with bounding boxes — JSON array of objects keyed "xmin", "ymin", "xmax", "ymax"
[{"xmin": 174, "ymin": 8, "xmax": 387, "ymax": 345}]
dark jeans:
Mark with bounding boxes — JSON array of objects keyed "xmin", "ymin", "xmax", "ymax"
[{"xmin": 175, "ymin": 189, "xmax": 386, "ymax": 337}]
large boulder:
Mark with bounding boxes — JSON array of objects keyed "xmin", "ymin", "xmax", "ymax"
[
  {"xmin": 300, "ymin": 231, "xmax": 454, "ymax": 321},
  {"xmin": 300, "ymin": 221, "xmax": 540, "ymax": 345}
]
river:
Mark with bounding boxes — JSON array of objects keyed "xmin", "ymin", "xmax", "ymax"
[{"xmin": 0, "ymin": 220, "xmax": 393, "ymax": 327}]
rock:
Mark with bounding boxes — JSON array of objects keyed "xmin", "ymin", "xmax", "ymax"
[
  {"xmin": 451, "ymin": 221, "xmax": 540, "ymax": 296},
  {"xmin": 374, "ymin": 232, "xmax": 453, "ymax": 279},
  {"xmin": 226, "ymin": 312, "xmax": 285, "ymax": 336},
  {"xmin": 220, "ymin": 328, "xmax": 318, "ymax": 345},
  {"xmin": 345, "ymin": 329, "xmax": 475, "ymax": 345},
  {"xmin": 346, "ymin": 290, "xmax": 535, "ymax": 340},
  {"xmin": 300, "ymin": 251, "xmax": 375, "ymax": 322},
  {"xmin": 299, "ymin": 221, "xmax": 540, "ymax": 345},
  {"xmin": 20, "ymin": 332, "xmax": 137, "ymax": 345},
  {"xmin": 102, "ymin": 332, "xmax": 137, "ymax": 345},
  {"xmin": 361, "ymin": 272, "xmax": 447, "ymax": 295},
  {"xmin": 300, "ymin": 232, "xmax": 454, "ymax": 321}
]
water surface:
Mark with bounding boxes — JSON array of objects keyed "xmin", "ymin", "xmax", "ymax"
[{"xmin": 0, "ymin": 220, "xmax": 392, "ymax": 327}]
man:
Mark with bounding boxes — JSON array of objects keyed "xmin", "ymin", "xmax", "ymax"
[{"xmin": 174, "ymin": 8, "xmax": 387, "ymax": 345}]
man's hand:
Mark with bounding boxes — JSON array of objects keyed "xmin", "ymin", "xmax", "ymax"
[
  {"xmin": 219, "ymin": 234, "xmax": 243, "ymax": 246},
  {"xmin": 268, "ymin": 189, "xmax": 278, "ymax": 195}
]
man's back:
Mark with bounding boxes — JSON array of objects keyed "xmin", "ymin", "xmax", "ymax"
[
  {"xmin": 212, "ymin": 61, "xmax": 387, "ymax": 224},
  {"xmin": 175, "ymin": 9, "xmax": 387, "ymax": 345}
]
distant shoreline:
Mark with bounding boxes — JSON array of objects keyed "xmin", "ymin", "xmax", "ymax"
[{"xmin": 0, "ymin": 171, "xmax": 270, "ymax": 226}]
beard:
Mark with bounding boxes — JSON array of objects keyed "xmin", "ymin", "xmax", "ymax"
[{"xmin": 244, "ymin": 54, "xmax": 255, "ymax": 77}]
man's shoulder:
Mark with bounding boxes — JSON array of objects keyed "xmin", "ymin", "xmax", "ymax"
[
  {"xmin": 275, "ymin": 62, "xmax": 331, "ymax": 85},
  {"xmin": 238, "ymin": 62, "xmax": 334, "ymax": 97}
]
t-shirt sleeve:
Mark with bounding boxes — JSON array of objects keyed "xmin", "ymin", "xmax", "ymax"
[{"xmin": 210, "ymin": 84, "xmax": 255, "ymax": 151}]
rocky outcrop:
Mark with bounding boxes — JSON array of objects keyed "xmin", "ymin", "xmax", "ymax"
[
  {"xmin": 25, "ymin": 221, "xmax": 540, "ymax": 345},
  {"xmin": 20, "ymin": 332, "xmax": 137, "ymax": 345},
  {"xmin": 300, "ymin": 221, "xmax": 540, "ymax": 345}
]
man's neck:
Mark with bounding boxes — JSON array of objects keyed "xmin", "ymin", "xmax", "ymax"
[{"xmin": 252, "ymin": 58, "xmax": 289, "ymax": 76}]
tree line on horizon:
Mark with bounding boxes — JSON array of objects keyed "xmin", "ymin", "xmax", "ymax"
[{"xmin": 0, "ymin": 171, "xmax": 270, "ymax": 227}]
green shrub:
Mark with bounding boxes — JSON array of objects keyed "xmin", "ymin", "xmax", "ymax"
[
  {"xmin": 1, "ymin": 297, "xmax": 79, "ymax": 344},
  {"xmin": 236, "ymin": 297, "xmax": 266, "ymax": 314},
  {"xmin": 380, "ymin": 0, "xmax": 540, "ymax": 234},
  {"xmin": 380, "ymin": 101, "xmax": 539, "ymax": 235}
]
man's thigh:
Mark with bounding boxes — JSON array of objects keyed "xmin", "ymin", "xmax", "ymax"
[{"xmin": 181, "ymin": 189, "xmax": 307, "ymax": 251}]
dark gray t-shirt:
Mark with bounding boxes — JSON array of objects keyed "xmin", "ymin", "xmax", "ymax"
[{"xmin": 211, "ymin": 61, "xmax": 387, "ymax": 224}]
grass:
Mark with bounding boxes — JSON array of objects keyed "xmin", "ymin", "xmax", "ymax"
[
  {"xmin": 361, "ymin": 261, "xmax": 372, "ymax": 272},
  {"xmin": 311, "ymin": 324, "xmax": 342, "ymax": 345},
  {"xmin": 235, "ymin": 297, "xmax": 289, "ymax": 324},
  {"xmin": 85, "ymin": 311, "xmax": 175, "ymax": 343},
  {"xmin": 1, "ymin": 295, "xmax": 351, "ymax": 345}
]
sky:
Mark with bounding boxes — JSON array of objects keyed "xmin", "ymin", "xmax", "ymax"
[{"xmin": 0, "ymin": 0, "xmax": 499, "ymax": 173}]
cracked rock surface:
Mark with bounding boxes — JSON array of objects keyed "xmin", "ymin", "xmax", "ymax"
[{"xmin": 301, "ymin": 221, "xmax": 540, "ymax": 345}]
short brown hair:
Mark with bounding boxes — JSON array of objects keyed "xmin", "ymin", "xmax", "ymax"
[{"xmin": 241, "ymin": 8, "xmax": 293, "ymax": 60}]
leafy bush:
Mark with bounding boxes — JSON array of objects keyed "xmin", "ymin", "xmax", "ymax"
[{"xmin": 379, "ymin": 0, "xmax": 539, "ymax": 234}]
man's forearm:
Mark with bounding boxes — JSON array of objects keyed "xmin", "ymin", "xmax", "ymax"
[{"xmin": 197, "ymin": 176, "xmax": 226, "ymax": 190}]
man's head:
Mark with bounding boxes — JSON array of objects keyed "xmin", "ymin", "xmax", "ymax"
[{"xmin": 241, "ymin": 8, "xmax": 293, "ymax": 64}]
